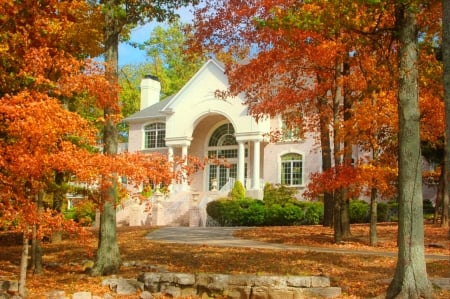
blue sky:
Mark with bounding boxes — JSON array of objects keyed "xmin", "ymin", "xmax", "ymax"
[{"xmin": 119, "ymin": 7, "xmax": 194, "ymax": 66}]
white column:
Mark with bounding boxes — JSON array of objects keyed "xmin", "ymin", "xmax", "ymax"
[
  {"xmin": 252, "ymin": 140, "xmax": 260, "ymax": 189},
  {"xmin": 167, "ymin": 146, "xmax": 174, "ymax": 162},
  {"xmin": 237, "ymin": 141, "xmax": 245, "ymax": 185}
]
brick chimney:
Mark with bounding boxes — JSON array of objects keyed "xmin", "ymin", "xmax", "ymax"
[{"xmin": 140, "ymin": 75, "xmax": 161, "ymax": 110}]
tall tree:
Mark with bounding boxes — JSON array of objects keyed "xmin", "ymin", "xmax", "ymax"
[
  {"xmin": 443, "ymin": 0, "xmax": 450, "ymax": 228},
  {"xmin": 386, "ymin": 1, "xmax": 433, "ymax": 297},
  {"xmin": 92, "ymin": 0, "xmax": 199, "ymax": 276}
]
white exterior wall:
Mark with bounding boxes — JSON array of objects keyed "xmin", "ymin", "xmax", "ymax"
[
  {"xmin": 263, "ymin": 131, "xmax": 322, "ymax": 199},
  {"xmin": 128, "ymin": 122, "xmax": 144, "ymax": 153}
]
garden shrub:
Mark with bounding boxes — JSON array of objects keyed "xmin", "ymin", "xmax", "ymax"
[
  {"xmin": 265, "ymin": 203, "xmax": 303, "ymax": 226},
  {"xmin": 206, "ymin": 198, "xmax": 265, "ymax": 226},
  {"xmin": 230, "ymin": 180, "xmax": 246, "ymax": 200},
  {"xmin": 349, "ymin": 200, "xmax": 369, "ymax": 223},
  {"xmin": 263, "ymin": 183, "xmax": 297, "ymax": 206},
  {"xmin": 423, "ymin": 199, "xmax": 435, "ymax": 215},
  {"xmin": 236, "ymin": 199, "xmax": 265, "ymax": 226},
  {"xmin": 299, "ymin": 201, "xmax": 324, "ymax": 225},
  {"xmin": 377, "ymin": 202, "xmax": 389, "ymax": 222},
  {"xmin": 207, "ymin": 194, "xmax": 323, "ymax": 226}
]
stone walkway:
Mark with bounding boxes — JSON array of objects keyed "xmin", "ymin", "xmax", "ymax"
[{"xmin": 147, "ymin": 226, "xmax": 450, "ymax": 291}]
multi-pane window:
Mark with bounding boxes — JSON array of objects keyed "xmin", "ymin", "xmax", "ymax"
[
  {"xmin": 144, "ymin": 123, "xmax": 165, "ymax": 149},
  {"xmin": 209, "ymin": 123, "xmax": 237, "ymax": 146},
  {"xmin": 281, "ymin": 153, "xmax": 303, "ymax": 186}
]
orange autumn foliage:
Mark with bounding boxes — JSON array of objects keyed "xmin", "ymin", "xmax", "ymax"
[{"xmin": 190, "ymin": 0, "xmax": 443, "ymax": 199}]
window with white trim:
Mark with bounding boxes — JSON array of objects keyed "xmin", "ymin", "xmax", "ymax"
[
  {"xmin": 281, "ymin": 153, "xmax": 303, "ymax": 186},
  {"xmin": 144, "ymin": 123, "xmax": 166, "ymax": 149}
]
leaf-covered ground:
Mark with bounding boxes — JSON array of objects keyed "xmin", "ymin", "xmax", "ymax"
[{"xmin": 0, "ymin": 223, "xmax": 448, "ymax": 298}]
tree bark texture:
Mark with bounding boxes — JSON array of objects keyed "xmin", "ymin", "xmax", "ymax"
[
  {"xmin": 91, "ymin": 200, "xmax": 121, "ymax": 276},
  {"xmin": 386, "ymin": 4, "xmax": 432, "ymax": 298},
  {"xmin": 443, "ymin": 0, "xmax": 450, "ymax": 228},
  {"xmin": 19, "ymin": 227, "xmax": 29, "ymax": 298},
  {"xmin": 31, "ymin": 191, "xmax": 44, "ymax": 274},
  {"xmin": 369, "ymin": 188, "xmax": 378, "ymax": 246},
  {"xmin": 318, "ymin": 95, "xmax": 334, "ymax": 227}
]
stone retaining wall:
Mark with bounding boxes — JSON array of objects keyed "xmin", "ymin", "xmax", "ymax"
[{"xmin": 138, "ymin": 272, "xmax": 342, "ymax": 299}]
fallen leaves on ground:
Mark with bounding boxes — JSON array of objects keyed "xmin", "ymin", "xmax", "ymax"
[{"xmin": 0, "ymin": 223, "xmax": 448, "ymax": 299}]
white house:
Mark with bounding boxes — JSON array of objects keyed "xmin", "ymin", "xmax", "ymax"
[
  {"xmin": 120, "ymin": 59, "xmax": 439, "ymax": 226},
  {"xmin": 124, "ymin": 59, "xmax": 323, "ymax": 200}
]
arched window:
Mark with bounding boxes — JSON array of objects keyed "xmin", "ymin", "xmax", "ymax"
[
  {"xmin": 281, "ymin": 153, "xmax": 303, "ymax": 186},
  {"xmin": 144, "ymin": 123, "xmax": 165, "ymax": 149},
  {"xmin": 208, "ymin": 123, "xmax": 237, "ymax": 147}
]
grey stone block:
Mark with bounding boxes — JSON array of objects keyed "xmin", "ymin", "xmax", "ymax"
[
  {"xmin": 286, "ymin": 276, "xmax": 311, "ymax": 288},
  {"xmin": 72, "ymin": 291, "xmax": 92, "ymax": 299},
  {"xmin": 310, "ymin": 276, "xmax": 330, "ymax": 287}
]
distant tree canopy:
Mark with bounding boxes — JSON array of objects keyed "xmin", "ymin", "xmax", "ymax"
[{"xmin": 118, "ymin": 19, "xmax": 205, "ymax": 141}]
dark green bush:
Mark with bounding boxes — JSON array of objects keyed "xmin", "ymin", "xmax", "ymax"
[
  {"xmin": 377, "ymin": 202, "xmax": 389, "ymax": 222},
  {"xmin": 206, "ymin": 198, "xmax": 265, "ymax": 226},
  {"xmin": 423, "ymin": 199, "xmax": 435, "ymax": 215},
  {"xmin": 237, "ymin": 199, "xmax": 266, "ymax": 226},
  {"xmin": 299, "ymin": 201, "xmax": 324, "ymax": 225},
  {"xmin": 207, "ymin": 196, "xmax": 324, "ymax": 226},
  {"xmin": 349, "ymin": 200, "xmax": 369, "ymax": 223},
  {"xmin": 265, "ymin": 203, "xmax": 303, "ymax": 226}
]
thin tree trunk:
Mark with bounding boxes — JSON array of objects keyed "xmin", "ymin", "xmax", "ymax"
[
  {"xmin": 444, "ymin": 0, "xmax": 450, "ymax": 235},
  {"xmin": 318, "ymin": 94, "xmax": 334, "ymax": 227},
  {"xmin": 341, "ymin": 57, "xmax": 352, "ymax": 239},
  {"xmin": 19, "ymin": 227, "xmax": 29, "ymax": 298},
  {"xmin": 333, "ymin": 191, "xmax": 343, "ymax": 243},
  {"xmin": 433, "ymin": 168, "xmax": 443, "ymax": 224},
  {"xmin": 386, "ymin": 4, "xmax": 432, "ymax": 298},
  {"xmin": 52, "ymin": 171, "xmax": 65, "ymax": 243},
  {"xmin": 31, "ymin": 191, "xmax": 44, "ymax": 274},
  {"xmin": 369, "ymin": 187, "xmax": 378, "ymax": 246},
  {"xmin": 441, "ymin": 160, "xmax": 449, "ymax": 226},
  {"xmin": 91, "ymin": 1, "xmax": 121, "ymax": 276}
]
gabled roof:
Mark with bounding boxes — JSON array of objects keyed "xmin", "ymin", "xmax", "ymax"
[
  {"xmin": 123, "ymin": 94, "xmax": 174, "ymax": 123},
  {"xmin": 158, "ymin": 59, "xmax": 225, "ymax": 111},
  {"xmin": 123, "ymin": 59, "xmax": 225, "ymax": 123}
]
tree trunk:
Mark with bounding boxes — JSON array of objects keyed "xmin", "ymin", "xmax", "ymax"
[
  {"xmin": 91, "ymin": 1, "xmax": 121, "ymax": 276},
  {"xmin": 369, "ymin": 187, "xmax": 378, "ymax": 246},
  {"xmin": 19, "ymin": 227, "xmax": 29, "ymax": 298},
  {"xmin": 318, "ymin": 95, "xmax": 334, "ymax": 227},
  {"xmin": 31, "ymin": 191, "xmax": 44, "ymax": 274},
  {"xmin": 386, "ymin": 4, "xmax": 432, "ymax": 298},
  {"xmin": 443, "ymin": 0, "xmax": 450, "ymax": 228},
  {"xmin": 91, "ymin": 200, "xmax": 121, "ymax": 276},
  {"xmin": 52, "ymin": 171, "xmax": 65, "ymax": 243},
  {"xmin": 433, "ymin": 168, "xmax": 443, "ymax": 224},
  {"xmin": 441, "ymin": 159, "xmax": 449, "ymax": 226},
  {"xmin": 333, "ymin": 191, "xmax": 343, "ymax": 243}
]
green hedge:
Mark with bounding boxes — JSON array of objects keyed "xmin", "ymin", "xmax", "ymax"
[{"xmin": 207, "ymin": 198, "xmax": 323, "ymax": 226}]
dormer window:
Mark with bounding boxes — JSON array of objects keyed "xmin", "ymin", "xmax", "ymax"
[{"xmin": 144, "ymin": 123, "xmax": 166, "ymax": 148}]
